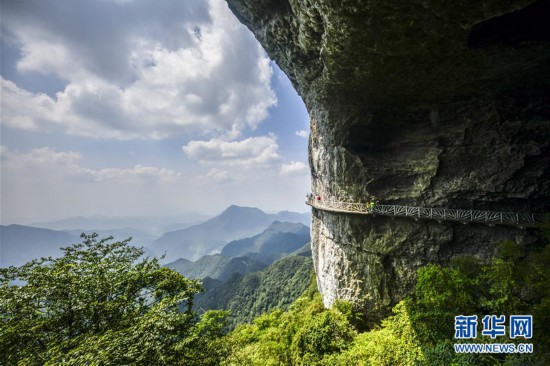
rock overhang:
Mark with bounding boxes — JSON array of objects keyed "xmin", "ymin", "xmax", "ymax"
[
  {"xmin": 225, "ymin": 0, "xmax": 550, "ymax": 320},
  {"xmin": 227, "ymin": 0, "xmax": 550, "ymax": 112}
]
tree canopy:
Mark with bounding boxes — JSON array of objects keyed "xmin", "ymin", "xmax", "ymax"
[
  {"xmin": 2, "ymin": 230, "xmax": 549, "ymax": 365},
  {"xmin": 0, "ymin": 234, "xmax": 226, "ymax": 365},
  {"xmin": 222, "ymin": 237, "xmax": 550, "ymax": 366}
]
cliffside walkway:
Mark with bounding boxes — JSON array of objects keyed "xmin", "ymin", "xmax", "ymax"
[{"xmin": 305, "ymin": 197, "xmax": 549, "ymax": 228}]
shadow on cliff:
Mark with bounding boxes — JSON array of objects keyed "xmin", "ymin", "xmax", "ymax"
[
  {"xmin": 344, "ymin": 112, "xmax": 396, "ymax": 154},
  {"xmin": 468, "ymin": 0, "xmax": 550, "ymax": 49}
]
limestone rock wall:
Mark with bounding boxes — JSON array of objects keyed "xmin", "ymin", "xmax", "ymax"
[{"xmin": 226, "ymin": 0, "xmax": 550, "ymax": 321}]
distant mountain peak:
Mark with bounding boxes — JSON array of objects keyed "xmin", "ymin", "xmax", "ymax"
[
  {"xmin": 170, "ymin": 258, "xmax": 192, "ymax": 265},
  {"xmin": 151, "ymin": 205, "xmax": 310, "ymax": 262},
  {"xmin": 222, "ymin": 205, "xmax": 265, "ymax": 215},
  {"xmin": 264, "ymin": 221, "xmax": 308, "ymax": 233},
  {"xmin": 220, "ymin": 220, "xmax": 311, "ymax": 260}
]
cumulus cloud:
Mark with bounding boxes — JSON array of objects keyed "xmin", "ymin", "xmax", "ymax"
[
  {"xmin": 0, "ymin": 79, "xmax": 58, "ymax": 131},
  {"xmin": 295, "ymin": 130, "xmax": 308, "ymax": 138},
  {"xmin": 280, "ymin": 161, "xmax": 308, "ymax": 176},
  {"xmin": 1, "ymin": 146, "xmax": 183, "ymax": 185},
  {"xmin": 1, "ymin": 0, "xmax": 276, "ymax": 139},
  {"xmin": 182, "ymin": 135, "xmax": 281, "ymax": 168}
]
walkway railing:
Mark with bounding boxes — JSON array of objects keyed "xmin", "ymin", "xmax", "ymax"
[{"xmin": 305, "ymin": 198, "xmax": 549, "ymax": 227}]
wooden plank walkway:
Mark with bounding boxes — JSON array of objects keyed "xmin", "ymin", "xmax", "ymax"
[{"xmin": 305, "ymin": 198, "xmax": 549, "ymax": 227}]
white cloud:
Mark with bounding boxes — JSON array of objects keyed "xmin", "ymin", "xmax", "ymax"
[
  {"xmin": 17, "ymin": 41, "xmax": 86, "ymax": 81},
  {"xmin": 204, "ymin": 168, "xmax": 232, "ymax": 184},
  {"xmin": 88, "ymin": 165, "xmax": 183, "ymax": 184},
  {"xmin": 1, "ymin": 0, "xmax": 276, "ymax": 139},
  {"xmin": 182, "ymin": 135, "xmax": 281, "ymax": 168},
  {"xmin": 0, "ymin": 146, "xmax": 311, "ymax": 223},
  {"xmin": 295, "ymin": 130, "xmax": 308, "ymax": 138},
  {"xmin": 1, "ymin": 146, "xmax": 82, "ymax": 168},
  {"xmin": 0, "ymin": 79, "xmax": 58, "ymax": 132},
  {"xmin": 0, "ymin": 1, "xmax": 312, "ymax": 224},
  {"xmin": 280, "ymin": 161, "xmax": 308, "ymax": 176},
  {"xmin": 1, "ymin": 146, "xmax": 183, "ymax": 185}
]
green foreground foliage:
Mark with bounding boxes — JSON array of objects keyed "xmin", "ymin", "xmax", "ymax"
[
  {"xmin": 0, "ymin": 234, "xmax": 226, "ymax": 365},
  {"xmin": 222, "ymin": 237, "xmax": 550, "ymax": 366},
  {"xmin": 197, "ymin": 254, "xmax": 313, "ymax": 328},
  {"xmin": 2, "ymin": 231, "xmax": 549, "ymax": 365},
  {"xmin": 222, "ymin": 276, "xmax": 425, "ymax": 365}
]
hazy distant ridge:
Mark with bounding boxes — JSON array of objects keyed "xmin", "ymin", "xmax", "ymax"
[
  {"xmin": 164, "ymin": 220, "xmax": 311, "ymax": 280},
  {"xmin": 151, "ymin": 205, "xmax": 310, "ymax": 262},
  {"xmin": 1, "ymin": 226, "xmax": 156, "ymax": 268},
  {"xmin": 0, "ymin": 225, "xmax": 78, "ymax": 267},
  {"xmin": 165, "ymin": 255, "xmax": 266, "ymax": 282},
  {"xmin": 221, "ymin": 221, "xmax": 310, "ymax": 261},
  {"xmin": 1, "ymin": 206, "xmax": 310, "ymax": 268}
]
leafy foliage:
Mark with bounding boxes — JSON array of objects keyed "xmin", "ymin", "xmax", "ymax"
[
  {"xmin": 407, "ymin": 239, "xmax": 550, "ymax": 365},
  {"xmin": 166, "ymin": 254, "xmax": 266, "ymax": 282},
  {"xmin": 222, "ymin": 277, "xmax": 353, "ymax": 365},
  {"xmin": 0, "ymin": 234, "xmax": 226, "ymax": 365},
  {"xmin": 222, "ymin": 235, "xmax": 550, "ymax": 366},
  {"xmin": 196, "ymin": 255, "xmax": 313, "ymax": 328},
  {"xmin": 3, "ymin": 230, "xmax": 550, "ymax": 365}
]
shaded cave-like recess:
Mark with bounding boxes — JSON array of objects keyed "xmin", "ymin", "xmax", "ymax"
[{"xmin": 468, "ymin": 0, "xmax": 550, "ymax": 48}]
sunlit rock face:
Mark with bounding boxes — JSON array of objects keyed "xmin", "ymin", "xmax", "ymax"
[{"xmin": 226, "ymin": 0, "xmax": 550, "ymax": 321}]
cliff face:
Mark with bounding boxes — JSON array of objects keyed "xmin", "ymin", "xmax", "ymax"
[{"xmin": 226, "ymin": 0, "xmax": 550, "ymax": 320}]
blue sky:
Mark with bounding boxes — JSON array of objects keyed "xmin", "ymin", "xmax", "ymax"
[{"xmin": 0, "ymin": 0, "xmax": 310, "ymax": 223}]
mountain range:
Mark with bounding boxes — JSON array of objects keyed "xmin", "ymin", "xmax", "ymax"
[
  {"xmin": 163, "ymin": 219, "xmax": 313, "ymax": 328},
  {"xmin": 0, "ymin": 225, "xmax": 157, "ymax": 268},
  {"xmin": 0, "ymin": 225, "xmax": 78, "ymax": 267},
  {"xmin": 1, "ymin": 205, "xmax": 310, "ymax": 268},
  {"xmin": 29, "ymin": 213, "xmax": 212, "ymax": 236},
  {"xmin": 166, "ymin": 255, "xmax": 266, "ymax": 282},
  {"xmin": 196, "ymin": 254, "xmax": 313, "ymax": 328},
  {"xmin": 221, "ymin": 221, "xmax": 310, "ymax": 263},
  {"xmin": 2, "ymin": 209, "xmax": 314, "ymax": 330},
  {"xmin": 164, "ymin": 220, "xmax": 311, "ymax": 280},
  {"xmin": 151, "ymin": 205, "xmax": 310, "ymax": 262}
]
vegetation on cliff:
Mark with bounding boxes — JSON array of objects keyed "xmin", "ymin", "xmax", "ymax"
[
  {"xmin": 2, "ymin": 231, "xmax": 549, "ymax": 365},
  {"xmin": 196, "ymin": 254, "xmax": 313, "ymax": 329},
  {"xmin": 222, "ymin": 234, "xmax": 550, "ymax": 365}
]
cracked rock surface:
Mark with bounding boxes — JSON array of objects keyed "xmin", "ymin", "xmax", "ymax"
[{"xmin": 226, "ymin": 0, "xmax": 550, "ymax": 321}]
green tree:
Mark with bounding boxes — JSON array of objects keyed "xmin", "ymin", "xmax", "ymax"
[
  {"xmin": 222, "ymin": 235, "xmax": 550, "ymax": 366},
  {"xmin": 0, "ymin": 234, "xmax": 226, "ymax": 365}
]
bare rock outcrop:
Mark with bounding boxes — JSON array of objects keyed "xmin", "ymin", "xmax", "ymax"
[{"xmin": 226, "ymin": 0, "xmax": 550, "ymax": 321}]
